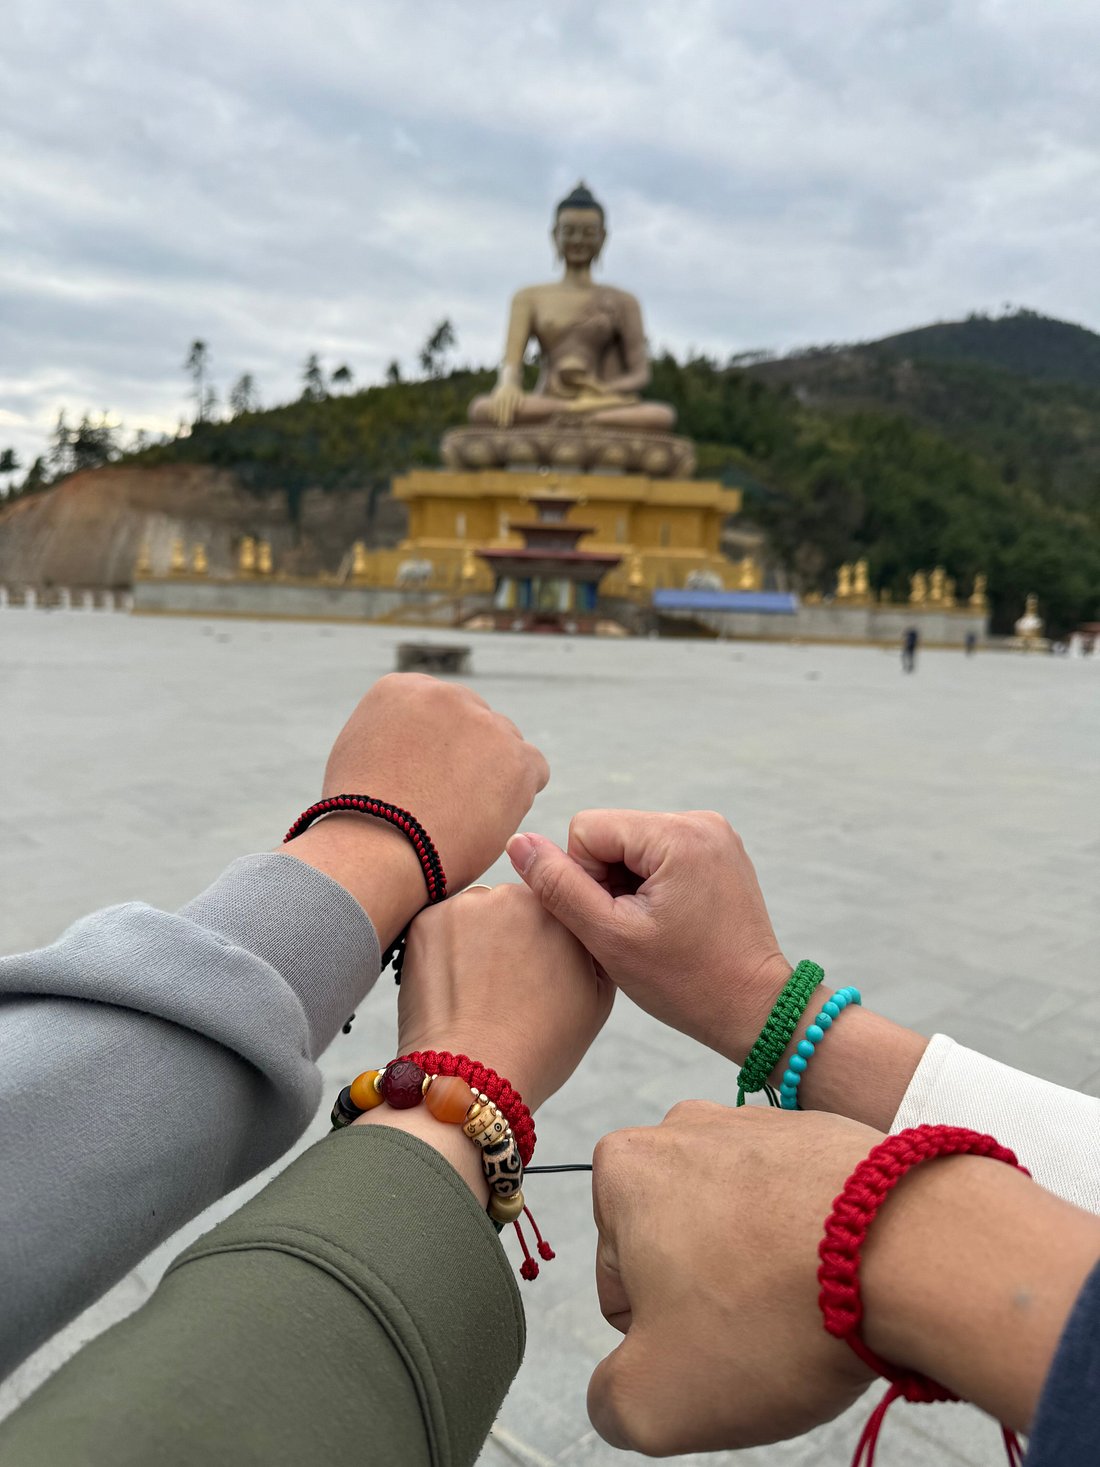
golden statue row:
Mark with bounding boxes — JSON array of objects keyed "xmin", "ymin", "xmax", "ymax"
[
  {"xmin": 830, "ymin": 560, "xmax": 988, "ymax": 611},
  {"xmin": 138, "ymin": 537, "xmax": 274, "ymax": 578}
]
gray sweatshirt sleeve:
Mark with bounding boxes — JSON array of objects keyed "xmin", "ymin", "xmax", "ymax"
[{"xmin": 0, "ymin": 851, "xmax": 380, "ymax": 1380}]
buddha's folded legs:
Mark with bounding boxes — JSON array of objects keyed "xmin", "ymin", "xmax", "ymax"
[{"xmin": 468, "ymin": 394, "xmax": 676, "ymax": 432}]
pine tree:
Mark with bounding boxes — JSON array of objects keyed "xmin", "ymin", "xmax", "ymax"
[
  {"xmin": 184, "ymin": 340, "xmax": 210, "ymax": 422},
  {"xmin": 229, "ymin": 374, "xmax": 259, "ymax": 416},
  {"xmin": 301, "ymin": 354, "xmax": 326, "ymax": 401}
]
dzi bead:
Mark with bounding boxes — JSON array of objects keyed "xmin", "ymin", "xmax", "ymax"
[
  {"xmin": 481, "ymin": 1134, "xmax": 523, "ymax": 1197},
  {"xmin": 380, "ymin": 1060, "xmax": 427, "ymax": 1109}
]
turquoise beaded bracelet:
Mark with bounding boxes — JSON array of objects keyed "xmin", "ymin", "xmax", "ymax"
[{"xmin": 779, "ymin": 985, "xmax": 862, "ymax": 1110}]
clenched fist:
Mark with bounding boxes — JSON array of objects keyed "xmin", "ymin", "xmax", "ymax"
[{"xmin": 286, "ymin": 675, "xmax": 549, "ymax": 945}]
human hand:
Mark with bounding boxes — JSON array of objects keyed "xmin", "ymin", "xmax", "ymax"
[
  {"xmin": 395, "ymin": 883, "xmax": 614, "ymax": 1110},
  {"xmin": 588, "ymin": 1104, "xmax": 877, "ymax": 1454},
  {"xmin": 508, "ymin": 811, "xmax": 790, "ymax": 1064},
  {"xmin": 284, "ymin": 675, "xmax": 548, "ymax": 946}
]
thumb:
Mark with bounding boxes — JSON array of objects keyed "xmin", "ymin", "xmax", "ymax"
[{"xmin": 507, "ymin": 832, "xmax": 619, "ymax": 950}]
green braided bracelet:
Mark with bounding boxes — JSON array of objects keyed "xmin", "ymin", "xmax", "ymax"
[{"xmin": 736, "ymin": 960, "xmax": 824, "ymax": 1105}]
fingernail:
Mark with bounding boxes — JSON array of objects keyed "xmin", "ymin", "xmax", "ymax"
[{"xmin": 507, "ymin": 833, "xmax": 537, "ymax": 876}]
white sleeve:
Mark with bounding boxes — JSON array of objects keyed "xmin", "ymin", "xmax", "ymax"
[{"xmin": 890, "ymin": 1034, "xmax": 1100, "ymax": 1214}]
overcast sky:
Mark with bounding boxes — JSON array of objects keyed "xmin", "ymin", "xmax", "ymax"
[{"xmin": 3, "ymin": 0, "xmax": 1100, "ymax": 469}]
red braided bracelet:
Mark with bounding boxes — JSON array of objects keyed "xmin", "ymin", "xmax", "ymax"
[
  {"xmin": 331, "ymin": 1050, "xmax": 551, "ymax": 1280},
  {"xmin": 283, "ymin": 795, "xmax": 447, "ymax": 1004},
  {"xmin": 283, "ymin": 794, "xmax": 447, "ymax": 905},
  {"xmin": 399, "ymin": 1049, "xmax": 537, "ymax": 1165},
  {"xmin": 818, "ymin": 1125, "xmax": 1029, "ymax": 1467}
]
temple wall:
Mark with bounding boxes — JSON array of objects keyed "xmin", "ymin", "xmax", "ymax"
[
  {"xmin": 657, "ymin": 603, "xmax": 987, "ymax": 646},
  {"xmin": 132, "ymin": 577, "xmax": 489, "ymax": 624}
]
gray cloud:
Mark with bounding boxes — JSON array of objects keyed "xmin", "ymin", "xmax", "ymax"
[{"xmin": 3, "ymin": 0, "xmax": 1100, "ymax": 469}]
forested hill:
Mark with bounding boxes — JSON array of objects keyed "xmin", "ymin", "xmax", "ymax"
[
  {"xmin": 871, "ymin": 310, "xmax": 1100, "ymax": 389},
  {"xmin": 6, "ymin": 312, "xmax": 1100, "ymax": 634}
]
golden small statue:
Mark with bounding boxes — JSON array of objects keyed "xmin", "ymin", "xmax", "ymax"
[
  {"xmin": 169, "ymin": 538, "xmax": 187, "ymax": 574},
  {"xmin": 969, "ymin": 574, "xmax": 988, "ymax": 611},
  {"xmin": 737, "ymin": 555, "xmax": 759, "ymax": 591},
  {"xmin": 1013, "ymin": 594, "xmax": 1046, "ymax": 651},
  {"xmin": 460, "ymin": 547, "xmax": 479, "ymax": 584},
  {"xmin": 135, "ymin": 541, "xmax": 152, "ymax": 576},
  {"xmin": 238, "ymin": 536, "xmax": 257, "ymax": 575},
  {"xmin": 929, "ymin": 566, "xmax": 946, "ymax": 603},
  {"xmin": 257, "ymin": 540, "xmax": 273, "ymax": 575},
  {"xmin": 852, "ymin": 559, "xmax": 870, "ymax": 600},
  {"xmin": 627, "ymin": 553, "xmax": 645, "ymax": 591},
  {"xmin": 909, "ymin": 570, "xmax": 928, "ymax": 605},
  {"xmin": 191, "ymin": 544, "xmax": 208, "ymax": 575},
  {"xmin": 943, "ymin": 576, "xmax": 956, "ymax": 608},
  {"xmin": 836, "ymin": 563, "xmax": 852, "ymax": 599},
  {"xmin": 350, "ymin": 541, "xmax": 369, "ymax": 580}
]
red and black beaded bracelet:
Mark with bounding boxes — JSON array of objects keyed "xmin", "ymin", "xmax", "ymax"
[{"xmin": 283, "ymin": 794, "xmax": 448, "ymax": 1008}]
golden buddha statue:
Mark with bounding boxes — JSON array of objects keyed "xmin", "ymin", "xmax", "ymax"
[
  {"xmin": 470, "ymin": 183, "xmax": 674, "ymax": 433},
  {"xmin": 446, "ymin": 184, "xmax": 692, "ymax": 477},
  {"xmin": 169, "ymin": 538, "xmax": 187, "ymax": 574},
  {"xmin": 191, "ymin": 543, "xmax": 209, "ymax": 575},
  {"xmin": 852, "ymin": 558, "xmax": 870, "ymax": 600},
  {"xmin": 238, "ymin": 536, "xmax": 257, "ymax": 575},
  {"xmin": 836, "ymin": 563, "xmax": 852, "ymax": 599},
  {"xmin": 909, "ymin": 570, "xmax": 927, "ymax": 605},
  {"xmin": 969, "ymin": 573, "xmax": 988, "ymax": 611}
]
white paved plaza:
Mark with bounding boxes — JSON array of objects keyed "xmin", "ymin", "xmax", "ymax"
[{"xmin": 2, "ymin": 611, "xmax": 1099, "ymax": 1466}]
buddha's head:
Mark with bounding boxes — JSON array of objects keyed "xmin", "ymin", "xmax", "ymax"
[{"xmin": 553, "ymin": 181, "xmax": 606, "ymax": 267}]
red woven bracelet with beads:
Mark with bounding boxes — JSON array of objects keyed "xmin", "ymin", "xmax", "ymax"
[
  {"xmin": 399, "ymin": 1049, "xmax": 537, "ymax": 1165},
  {"xmin": 818, "ymin": 1125, "xmax": 1029, "ymax": 1467},
  {"xmin": 283, "ymin": 794, "xmax": 447, "ymax": 906}
]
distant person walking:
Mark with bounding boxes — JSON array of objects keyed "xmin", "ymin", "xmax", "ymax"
[
  {"xmin": 965, "ymin": 631, "xmax": 978, "ymax": 657},
  {"xmin": 902, "ymin": 624, "xmax": 919, "ymax": 673}
]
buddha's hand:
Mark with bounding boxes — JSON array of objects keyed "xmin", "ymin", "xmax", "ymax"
[
  {"xmin": 396, "ymin": 883, "xmax": 614, "ymax": 1110},
  {"xmin": 283, "ymin": 676, "xmax": 549, "ymax": 946},
  {"xmin": 508, "ymin": 811, "xmax": 790, "ymax": 1064},
  {"xmin": 588, "ymin": 1104, "xmax": 875, "ymax": 1454},
  {"xmin": 489, "ymin": 383, "xmax": 525, "ymax": 427}
]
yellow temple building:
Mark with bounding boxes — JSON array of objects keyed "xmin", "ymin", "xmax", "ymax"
[{"xmin": 349, "ymin": 468, "xmax": 741, "ymax": 597}]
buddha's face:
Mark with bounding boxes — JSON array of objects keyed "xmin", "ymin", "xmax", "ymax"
[{"xmin": 553, "ymin": 207, "xmax": 606, "ymax": 267}]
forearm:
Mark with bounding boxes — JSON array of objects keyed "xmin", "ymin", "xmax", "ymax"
[
  {"xmin": 0, "ymin": 852, "xmax": 380, "ymax": 1378},
  {"xmin": 764, "ymin": 988, "xmax": 1100, "ymax": 1212},
  {"xmin": 0, "ymin": 1128, "xmax": 525, "ymax": 1466},
  {"xmin": 766, "ymin": 987, "xmax": 929, "ymax": 1132},
  {"xmin": 861, "ymin": 1156, "xmax": 1100, "ymax": 1433}
]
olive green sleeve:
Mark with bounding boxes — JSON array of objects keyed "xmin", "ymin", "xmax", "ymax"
[{"xmin": 0, "ymin": 1127, "xmax": 525, "ymax": 1467}]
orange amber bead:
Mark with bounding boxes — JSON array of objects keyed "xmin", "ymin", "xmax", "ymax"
[
  {"xmin": 349, "ymin": 1070, "xmax": 384, "ymax": 1111},
  {"xmin": 425, "ymin": 1074, "xmax": 475, "ymax": 1125}
]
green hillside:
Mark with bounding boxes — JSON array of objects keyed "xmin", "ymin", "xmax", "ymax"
[
  {"xmin": 874, "ymin": 309, "xmax": 1100, "ymax": 389},
  {"xmin": 11, "ymin": 315, "xmax": 1100, "ymax": 636}
]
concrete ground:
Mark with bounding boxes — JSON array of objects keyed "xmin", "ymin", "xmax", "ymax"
[{"xmin": 2, "ymin": 610, "xmax": 1098, "ymax": 1466}]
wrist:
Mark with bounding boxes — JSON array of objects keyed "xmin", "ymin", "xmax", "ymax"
[
  {"xmin": 279, "ymin": 813, "xmax": 426, "ymax": 949},
  {"xmin": 862, "ymin": 1155, "xmax": 1100, "ymax": 1431},
  {"xmin": 720, "ymin": 953, "xmax": 793, "ymax": 1065},
  {"xmin": 396, "ymin": 1025, "xmax": 544, "ymax": 1111}
]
